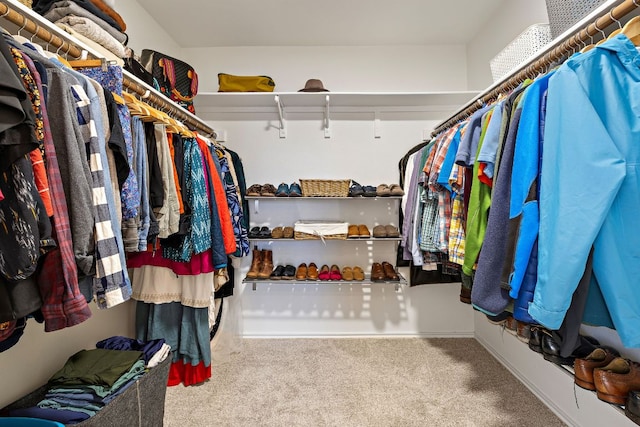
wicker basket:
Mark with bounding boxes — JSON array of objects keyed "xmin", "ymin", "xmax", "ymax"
[
  {"xmin": 18, "ymin": 0, "xmax": 33, "ymax": 7},
  {"xmin": 299, "ymin": 179, "xmax": 350, "ymax": 197},
  {"xmin": 490, "ymin": 24, "xmax": 552, "ymax": 82},
  {"xmin": 294, "ymin": 221, "xmax": 348, "ymax": 240},
  {"xmin": 546, "ymin": 0, "xmax": 606, "ymax": 38}
]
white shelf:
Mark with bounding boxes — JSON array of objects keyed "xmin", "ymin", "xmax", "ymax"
[{"xmin": 194, "ymin": 91, "xmax": 479, "ymax": 114}]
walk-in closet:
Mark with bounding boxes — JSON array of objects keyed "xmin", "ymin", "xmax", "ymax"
[{"xmin": 1, "ymin": 0, "xmax": 640, "ymax": 426}]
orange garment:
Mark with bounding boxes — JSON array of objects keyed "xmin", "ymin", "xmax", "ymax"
[
  {"xmin": 196, "ymin": 137, "xmax": 236, "ymax": 255},
  {"xmin": 88, "ymin": 0, "xmax": 127, "ymax": 31},
  {"xmin": 29, "ymin": 149, "xmax": 54, "ymax": 217},
  {"xmin": 166, "ymin": 133, "xmax": 184, "ymax": 214}
]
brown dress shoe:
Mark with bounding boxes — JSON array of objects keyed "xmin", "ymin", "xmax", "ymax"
[
  {"xmin": 381, "ymin": 262, "xmax": 399, "ymax": 281},
  {"xmin": 307, "ymin": 263, "xmax": 319, "ymax": 280},
  {"xmin": 295, "ymin": 263, "xmax": 308, "ymax": 280},
  {"xmin": 341, "ymin": 266, "xmax": 354, "ymax": 281},
  {"xmin": 271, "ymin": 226, "xmax": 284, "ymax": 239},
  {"xmin": 352, "ymin": 266, "xmax": 365, "ymax": 281},
  {"xmin": 371, "ymin": 262, "xmax": 385, "ymax": 281},
  {"xmin": 283, "ymin": 226, "xmax": 294, "ymax": 239},
  {"xmin": 594, "ymin": 357, "xmax": 640, "ymax": 405},
  {"xmin": 575, "ymin": 347, "xmax": 620, "ymax": 391}
]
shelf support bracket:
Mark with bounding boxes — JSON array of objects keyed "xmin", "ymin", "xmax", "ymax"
[
  {"xmin": 374, "ymin": 111, "xmax": 381, "ymax": 139},
  {"xmin": 252, "ymin": 282, "xmax": 257, "ymax": 291},
  {"xmin": 324, "ymin": 95, "xmax": 331, "ymax": 138},
  {"xmin": 253, "ymin": 199, "xmax": 260, "ymax": 214},
  {"xmin": 275, "ymin": 95, "xmax": 286, "ymax": 138}
]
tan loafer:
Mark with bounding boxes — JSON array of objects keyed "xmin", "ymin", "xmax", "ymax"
[
  {"xmin": 353, "ymin": 266, "xmax": 365, "ymax": 281},
  {"xmin": 341, "ymin": 266, "xmax": 354, "ymax": 281}
]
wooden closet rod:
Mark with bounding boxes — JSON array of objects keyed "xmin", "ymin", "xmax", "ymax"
[
  {"xmin": 431, "ymin": 0, "xmax": 638, "ymax": 136},
  {"xmin": 0, "ymin": 1, "xmax": 216, "ymax": 138}
]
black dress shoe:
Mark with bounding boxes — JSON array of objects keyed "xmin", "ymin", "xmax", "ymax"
[
  {"xmin": 626, "ymin": 390, "xmax": 640, "ymax": 425},
  {"xmin": 542, "ymin": 334, "xmax": 599, "ymax": 366},
  {"xmin": 282, "ymin": 265, "xmax": 296, "ymax": 280},
  {"xmin": 528, "ymin": 326, "xmax": 545, "ymax": 354},
  {"xmin": 270, "ymin": 265, "xmax": 285, "ymax": 280}
]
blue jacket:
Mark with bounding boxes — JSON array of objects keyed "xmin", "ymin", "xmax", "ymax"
[{"xmin": 530, "ymin": 35, "xmax": 640, "ymax": 347}]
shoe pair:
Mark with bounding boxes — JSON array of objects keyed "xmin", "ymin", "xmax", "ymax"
[
  {"xmin": 371, "ymin": 262, "xmax": 399, "ymax": 282},
  {"xmin": 247, "ymin": 183, "xmax": 278, "ymax": 197},
  {"xmin": 295, "ymin": 263, "xmax": 319, "ymax": 280},
  {"xmin": 275, "ymin": 182, "xmax": 302, "ymax": 197},
  {"xmin": 271, "ymin": 226, "xmax": 294, "ymax": 239},
  {"xmin": 248, "ymin": 226, "xmax": 272, "ymax": 239},
  {"xmin": 318, "ymin": 264, "xmax": 342, "ymax": 281},
  {"xmin": 347, "ymin": 224, "xmax": 371, "ymax": 238},
  {"xmin": 348, "ymin": 181, "xmax": 377, "ymax": 197},
  {"xmin": 376, "ymin": 184, "xmax": 404, "ymax": 197},
  {"xmin": 270, "ymin": 265, "xmax": 296, "ymax": 280},
  {"xmin": 341, "ymin": 266, "xmax": 365, "ymax": 281},
  {"xmin": 593, "ymin": 357, "xmax": 640, "ymax": 405},
  {"xmin": 372, "ymin": 224, "xmax": 400, "ymax": 238}
]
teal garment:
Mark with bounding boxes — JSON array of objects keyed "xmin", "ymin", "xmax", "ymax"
[
  {"xmin": 48, "ymin": 359, "xmax": 147, "ymax": 398},
  {"xmin": 531, "ymin": 35, "xmax": 640, "ymax": 347},
  {"xmin": 48, "ymin": 348, "xmax": 143, "ymax": 388}
]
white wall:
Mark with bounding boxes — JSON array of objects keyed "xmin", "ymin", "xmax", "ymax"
[
  {"xmin": 182, "ymin": 45, "xmax": 468, "ymax": 93},
  {"xmin": 205, "ymin": 111, "xmax": 474, "ymax": 337},
  {"xmin": 466, "ymin": 0, "xmax": 549, "ymax": 90},
  {"xmin": 115, "ymin": 0, "xmax": 183, "ymax": 58}
]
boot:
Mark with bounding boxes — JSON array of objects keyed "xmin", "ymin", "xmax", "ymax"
[
  {"xmin": 258, "ymin": 250, "xmax": 273, "ymax": 279},
  {"xmin": 246, "ymin": 248, "xmax": 263, "ymax": 279}
]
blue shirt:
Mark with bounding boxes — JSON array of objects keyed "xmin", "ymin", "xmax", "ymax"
[{"xmin": 530, "ymin": 35, "xmax": 640, "ymax": 347}]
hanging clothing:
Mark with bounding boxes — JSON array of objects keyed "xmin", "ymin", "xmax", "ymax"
[{"xmin": 531, "ymin": 34, "xmax": 640, "ymax": 347}]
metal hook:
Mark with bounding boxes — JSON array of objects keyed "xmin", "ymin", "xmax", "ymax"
[
  {"xmin": 634, "ymin": 0, "xmax": 640, "ymax": 8},
  {"xmin": 593, "ymin": 20, "xmax": 606, "ymax": 40},
  {"xmin": 17, "ymin": 17, "xmax": 28, "ymax": 36},
  {"xmin": 30, "ymin": 23, "xmax": 39, "ymax": 42},
  {"xmin": 609, "ymin": 8, "xmax": 622, "ymax": 30}
]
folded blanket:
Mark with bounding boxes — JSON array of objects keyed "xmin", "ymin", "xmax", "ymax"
[
  {"xmin": 55, "ymin": 16, "xmax": 127, "ymax": 59},
  {"xmin": 56, "ymin": 22, "xmax": 124, "ymax": 65},
  {"xmin": 33, "ymin": 0, "xmax": 122, "ymax": 32},
  {"xmin": 88, "ymin": 0, "xmax": 126, "ymax": 31},
  {"xmin": 45, "ymin": 0, "xmax": 127, "ymax": 45}
]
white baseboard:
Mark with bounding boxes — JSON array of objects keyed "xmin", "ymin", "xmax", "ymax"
[{"xmin": 242, "ymin": 331, "xmax": 474, "ymax": 339}]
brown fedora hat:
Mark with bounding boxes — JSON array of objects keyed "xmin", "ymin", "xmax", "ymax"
[{"xmin": 298, "ymin": 79, "xmax": 329, "ymax": 92}]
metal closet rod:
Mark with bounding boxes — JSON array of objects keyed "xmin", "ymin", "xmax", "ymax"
[
  {"xmin": 431, "ymin": 0, "xmax": 640, "ymax": 136},
  {"xmin": 0, "ymin": 1, "xmax": 216, "ymax": 137}
]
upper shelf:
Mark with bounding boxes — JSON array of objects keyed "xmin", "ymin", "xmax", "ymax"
[{"xmin": 193, "ymin": 91, "xmax": 480, "ymax": 114}]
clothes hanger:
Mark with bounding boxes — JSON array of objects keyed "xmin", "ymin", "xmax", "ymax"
[
  {"xmin": 622, "ymin": 13, "xmax": 640, "ymax": 45},
  {"xmin": 67, "ymin": 57, "xmax": 109, "ymax": 71}
]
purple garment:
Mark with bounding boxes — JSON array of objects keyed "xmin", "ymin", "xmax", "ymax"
[
  {"xmin": 96, "ymin": 336, "xmax": 165, "ymax": 363},
  {"xmin": 77, "ymin": 65, "xmax": 139, "ymax": 220}
]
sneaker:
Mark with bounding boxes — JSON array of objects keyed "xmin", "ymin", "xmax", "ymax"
[
  {"xmin": 289, "ymin": 182, "xmax": 302, "ymax": 197},
  {"xmin": 275, "ymin": 183, "xmax": 290, "ymax": 197}
]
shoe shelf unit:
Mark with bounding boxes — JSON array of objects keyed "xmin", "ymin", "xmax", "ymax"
[
  {"xmin": 194, "ymin": 91, "xmax": 478, "ymax": 139},
  {"xmin": 242, "ymin": 275, "xmax": 408, "ymax": 291},
  {"xmin": 246, "ymin": 195, "xmax": 402, "ymax": 215},
  {"xmin": 244, "ymin": 194, "xmax": 405, "ymax": 291}
]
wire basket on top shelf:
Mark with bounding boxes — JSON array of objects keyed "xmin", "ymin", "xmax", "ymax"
[
  {"xmin": 299, "ymin": 179, "xmax": 350, "ymax": 197},
  {"xmin": 490, "ymin": 23, "xmax": 552, "ymax": 82},
  {"xmin": 545, "ymin": 0, "xmax": 606, "ymax": 38},
  {"xmin": 294, "ymin": 221, "xmax": 349, "ymax": 240}
]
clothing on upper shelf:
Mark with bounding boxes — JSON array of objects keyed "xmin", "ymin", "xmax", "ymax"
[{"xmin": 399, "ymin": 33, "xmax": 640, "ymax": 352}]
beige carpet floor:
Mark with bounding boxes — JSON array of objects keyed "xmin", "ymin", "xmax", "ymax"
[{"xmin": 163, "ymin": 338, "xmax": 566, "ymax": 427}]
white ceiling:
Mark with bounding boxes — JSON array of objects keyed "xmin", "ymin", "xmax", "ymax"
[{"xmin": 137, "ymin": 0, "xmax": 506, "ymax": 48}]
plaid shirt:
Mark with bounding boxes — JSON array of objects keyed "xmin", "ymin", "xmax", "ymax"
[
  {"xmin": 448, "ymin": 193, "xmax": 466, "ymax": 266},
  {"xmin": 70, "ymin": 81, "xmax": 131, "ymax": 308},
  {"xmin": 22, "ymin": 54, "xmax": 92, "ymax": 331}
]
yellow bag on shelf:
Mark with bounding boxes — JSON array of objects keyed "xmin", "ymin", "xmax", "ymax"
[{"xmin": 218, "ymin": 73, "xmax": 276, "ymax": 92}]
